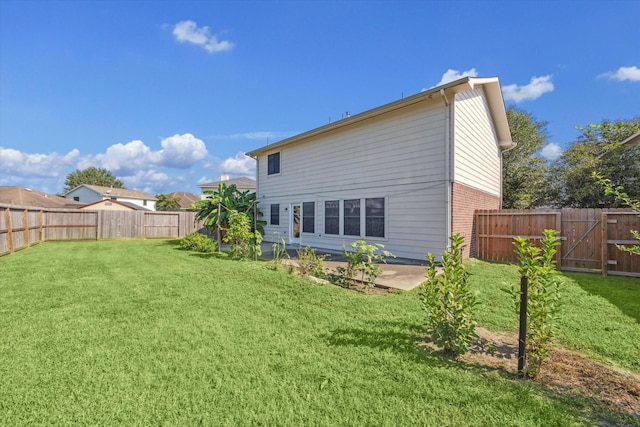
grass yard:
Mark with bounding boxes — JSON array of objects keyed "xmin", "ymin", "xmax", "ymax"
[{"xmin": 1, "ymin": 240, "xmax": 638, "ymax": 426}]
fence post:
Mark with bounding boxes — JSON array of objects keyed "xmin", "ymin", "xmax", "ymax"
[
  {"xmin": 23, "ymin": 209, "xmax": 29, "ymax": 247},
  {"xmin": 601, "ymin": 213, "xmax": 608, "ymax": 277},
  {"xmin": 517, "ymin": 275, "xmax": 528, "ymax": 378},
  {"xmin": 38, "ymin": 210, "xmax": 43, "ymax": 243},
  {"xmin": 5, "ymin": 208, "xmax": 13, "ymax": 253}
]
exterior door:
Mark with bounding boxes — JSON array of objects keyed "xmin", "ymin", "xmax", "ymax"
[{"xmin": 290, "ymin": 203, "xmax": 301, "ymax": 244}]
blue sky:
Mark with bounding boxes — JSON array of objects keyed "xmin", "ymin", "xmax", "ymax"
[{"xmin": 1, "ymin": 0, "xmax": 639, "ymax": 195}]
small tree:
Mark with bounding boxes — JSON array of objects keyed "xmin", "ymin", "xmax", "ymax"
[
  {"xmin": 224, "ymin": 210, "xmax": 262, "ymax": 259},
  {"xmin": 512, "ymin": 229, "xmax": 561, "ymax": 378},
  {"xmin": 336, "ymin": 240, "xmax": 394, "ymax": 287},
  {"xmin": 190, "ymin": 183, "xmax": 264, "ymax": 245},
  {"xmin": 155, "ymin": 193, "xmax": 181, "ymax": 211},
  {"xmin": 421, "ymin": 234, "xmax": 477, "ymax": 357},
  {"xmin": 593, "ymin": 172, "xmax": 640, "ymax": 256},
  {"xmin": 64, "ymin": 167, "xmax": 124, "ymax": 192}
]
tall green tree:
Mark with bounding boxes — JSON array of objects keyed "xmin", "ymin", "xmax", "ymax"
[
  {"xmin": 502, "ymin": 107, "xmax": 551, "ymax": 208},
  {"xmin": 550, "ymin": 118, "xmax": 640, "ymax": 207},
  {"xmin": 64, "ymin": 167, "xmax": 124, "ymax": 192},
  {"xmin": 155, "ymin": 193, "xmax": 181, "ymax": 211}
]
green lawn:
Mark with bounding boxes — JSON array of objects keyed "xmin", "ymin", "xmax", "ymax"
[{"xmin": 1, "ymin": 240, "xmax": 638, "ymax": 426}]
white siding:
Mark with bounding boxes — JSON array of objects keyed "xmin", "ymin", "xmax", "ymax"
[
  {"xmin": 452, "ymin": 88, "xmax": 502, "ymax": 196},
  {"xmin": 65, "ymin": 188, "xmax": 156, "ymax": 210},
  {"xmin": 257, "ymin": 102, "xmax": 450, "ymax": 260},
  {"xmin": 65, "ymin": 187, "xmax": 103, "ymax": 204}
]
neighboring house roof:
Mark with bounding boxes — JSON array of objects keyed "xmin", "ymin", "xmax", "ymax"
[
  {"xmin": 0, "ymin": 186, "xmax": 84, "ymax": 209},
  {"xmin": 598, "ymin": 131, "xmax": 640, "ymax": 159},
  {"xmin": 247, "ymin": 76, "xmax": 514, "ymax": 157},
  {"xmin": 168, "ymin": 192, "xmax": 201, "ymax": 210},
  {"xmin": 198, "ymin": 177, "xmax": 257, "ymax": 191},
  {"xmin": 78, "ymin": 199, "xmax": 150, "ymax": 210},
  {"xmin": 64, "ymin": 184, "xmax": 157, "ymax": 201}
]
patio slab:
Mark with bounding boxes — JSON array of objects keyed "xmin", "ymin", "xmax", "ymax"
[{"xmin": 261, "ymin": 243, "xmax": 428, "ymax": 291}]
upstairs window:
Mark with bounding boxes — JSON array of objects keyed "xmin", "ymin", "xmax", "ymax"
[
  {"xmin": 73, "ymin": 196, "xmax": 80, "ymax": 201},
  {"xmin": 267, "ymin": 152, "xmax": 280, "ymax": 175}
]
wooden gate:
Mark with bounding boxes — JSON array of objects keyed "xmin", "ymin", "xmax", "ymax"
[{"xmin": 475, "ymin": 208, "xmax": 639, "ymax": 277}]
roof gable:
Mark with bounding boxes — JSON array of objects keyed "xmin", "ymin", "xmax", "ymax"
[
  {"xmin": 0, "ymin": 186, "xmax": 84, "ymax": 209},
  {"xmin": 247, "ymin": 76, "xmax": 513, "ymax": 157},
  {"xmin": 66, "ymin": 184, "xmax": 157, "ymax": 201}
]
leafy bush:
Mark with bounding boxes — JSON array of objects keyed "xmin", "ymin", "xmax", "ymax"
[
  {"xmin": 336, "ymin": 240, "xmax": 394, "ymax": 287},
  {"xmin": 511, "ymin": 229, "xmax": 561, "ymax": 378},
  {"xmin": 224, "ymin": 210, "xmax": 263, "ymax": 259},
  {"xmin": 421, "ymin": 234, "xmax": 477, "ymax": 357},
  {"xmin": 296, "ymin": 246, "xmax": 328, "ymax": 278},
  {"xmin": 270, "ymin": 233, "xmax": 290, "ymax": 270},
  {"xmin": 179, "ymin": 232, "xmax": 217, "ymax": 253}
]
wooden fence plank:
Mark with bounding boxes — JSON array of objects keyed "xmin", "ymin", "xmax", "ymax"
[{"xmin": 475, "ymin": 208, "xmax": 638, "ymax": 277}]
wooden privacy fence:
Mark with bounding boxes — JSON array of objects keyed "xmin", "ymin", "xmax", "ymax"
[
  {"xmin": 0, "ymin": 203, "xmax": 201, "ymax": 256},
  {"xmin": 475, "ymin": 209, "xmax": 639, "ymax": 277}
]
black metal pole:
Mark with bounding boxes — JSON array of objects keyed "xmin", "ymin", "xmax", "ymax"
[{"xmin": 517, "ymin": 275, "xmax": 528, "ymax": 378}]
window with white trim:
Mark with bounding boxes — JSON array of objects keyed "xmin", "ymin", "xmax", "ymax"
[
  {"xmin": 324, "ymin": 200, "xmax": 339, "ymax": 235},
  {"xmin": 267, "ymin": 152, "xmax": 280, "ymax": 175},
  {"xmin": 365, "ymin": 198, "xmax": 385, "ymax": 238},
  {"xmin": 343, "ymin": 199, "xmax": 360, "ymax": 236},
  {"xmin": 302, "ymin": 202, "xmax": 315, "ymax": 233},
  {"xmin": 270, "ymin": 204, "xmax": 279, "ymax": 225}
]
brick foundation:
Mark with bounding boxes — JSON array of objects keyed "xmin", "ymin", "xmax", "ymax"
[{"xmin": 451, "ymin": 182, "xmax": 500, "ymax": 259}]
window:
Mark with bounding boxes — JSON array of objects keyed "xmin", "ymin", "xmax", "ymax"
[
  {"xmin": 365, "ymin": 198, "xmax": 385, "ymax": 238},
  {"xmin": 270, "ymin": 204, "xmax": 280, "ymax": 225},
  {"xmin": 267, "ymin": 152, "xmax": 280, "ymax": 175},
  {"xmin": 73, "ymin": 196, "xmax": 80, "ymax": 201},
  {"xmin": 343, "ymin": 199, "xmax": 360, "ymax": 236},
  {"xmin": 143, "ymin": 200, "xmax": 147, "ymax": 206},
  {"xmin": 302, "ymin": 202, "xmax": 315, "ymax": 233},
  {"xmin": 324, "ymin": 200, "xmax": 339, "ymax": 235}
]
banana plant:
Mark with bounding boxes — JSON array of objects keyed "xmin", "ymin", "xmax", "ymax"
[{"xmin": 190, "ymin": 183, "xmax": 265, "ymax": 243}]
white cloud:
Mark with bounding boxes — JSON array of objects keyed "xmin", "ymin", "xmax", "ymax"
[
  {"xmin": 0, "ymin": 147, "xmax": 79, "ymax": 178},
  {"xmin": 121, "ymin": 169, "xmax": 171, "ymax": 195},
  {"xmin": 599, "ymin": 66, "xmax": 640, "ymax": 82},
  {"xmin": 157, "ymin": 133, "xmax": 208, "ymax": 168},
  {"xmin": 89, "ymin": 133, "xmax": 208, "ymax": 174},
  {"xmin": 1, "ymin": 133, "xmax": 209, "ymax": 194},
  {"xmin": 435, "ymin": 68, "xmax": 478, "ymax": 87},
  {"xmin": 219, "ymin": 152, "xmax": 256, "ymax": 175},
  {"xmin": 502, "ymin": 75, "xmax": 554, "ymax": 103},
  {"xmin": 541, "ymin": 143, "xmax": 562, "ymax": 160},
  {"xmin": 172, "ymin": 20, "xmax": 233, "ymax": 53}
]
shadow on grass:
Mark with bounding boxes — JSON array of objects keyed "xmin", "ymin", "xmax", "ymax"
[
  {"xmin": 323, "ymin": 320, "xmax": 517, "ymax": 380},
  {"xmin": 159, "ymin": 239, "xmax": 182, "ymax": 247},
  {"xmin": 568, "ymin": 272, "xmax": 640, "ymax": 323}
]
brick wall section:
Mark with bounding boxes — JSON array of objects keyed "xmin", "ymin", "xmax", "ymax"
[{"xmin": 451, "ymin": 182, "xmax": 500, "ymax": 259}]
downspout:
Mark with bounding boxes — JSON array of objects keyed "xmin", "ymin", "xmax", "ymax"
[{"xmin": 440, "ymin": 89, "xmax": 452, "ymax": 246}]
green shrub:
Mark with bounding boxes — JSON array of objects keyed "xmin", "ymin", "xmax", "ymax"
[
  {"xmin": 179, "ymin": 232, "xmax": 217, "ymax": 253},
  {"xmin": 421, "ymin": 234, "xmax": 477, "ymax": 357},
  {"xmin": 511, "ymin": 229, "xmax": 561, "ymax": 378},
  {"xmin": 224, "ymin": 210, "xmax": 262, "ymax": 259},
  {"xmin": 270, "ymin": 233, "xmax": 290, "ymax": 270},
  {"xmin": 338, "ymin": 240, "xmax": 395, "ymax": 287},
  {"xmin": 296, "ymin": 246, "xmax": 328, "ymax": 278}
]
